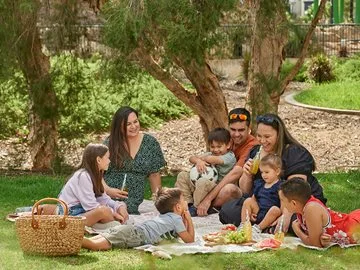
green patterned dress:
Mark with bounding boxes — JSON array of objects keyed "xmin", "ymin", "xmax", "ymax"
[{"xmin": 104, "ymin": 133, "xmax": 166, "ymax": 214}]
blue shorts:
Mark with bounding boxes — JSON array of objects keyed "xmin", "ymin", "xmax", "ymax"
[{"xmin": 58, "ymin": 203, "xmax": 86, "ymax": 216}]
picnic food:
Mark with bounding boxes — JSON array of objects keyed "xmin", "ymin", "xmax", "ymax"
[
  {"xmin": 203, "ymin": 225, "xmax": 254, "ymax": 246},
  {"xmin": 225, "ymin": 230, "xmax": 247, "ymax": 244},
  {"xmin": 255, "ymin": 238, "xmax": 281, "ymax": 249},
  {"xmin": 222, "ymin": 224, "xmax": 237, "ymax": 231}
]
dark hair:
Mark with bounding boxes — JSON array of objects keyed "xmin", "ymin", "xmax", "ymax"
[
  {"xmin": 78, "ymin": 143, "xmax": 108, "ymax": 197},
  {"xmin": 260, "ymin": 154, "xmax": 282, "ymax": 171},
  {"xmin": 279, "ymin": 178, "xmax": 311, "ymax": 204},
  {"xmin": 109, "ymin": 106, "xmax": 139, "ymax": 168},
  {"xmin": 153, "ymin": 187, "xmax": 182, "ymax": 214},
  {"xmin": 228, "ymin": 108, "xmax": 251, "ymax": 126},
  {"xmin": 256, "ymin": 114, "xmax": 315, "ymax": 170},
  {"xmin": 208, "ymin": 127, "xmax": 231, "ymax": 145}
]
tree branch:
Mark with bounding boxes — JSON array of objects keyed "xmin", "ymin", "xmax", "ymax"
[
  {"xmin": 133, "ymin": 46, "xmax": 201, "ymax": 110},
  {"xmin": 279, "ymin": 0, "xmax": 328, "ymax": 95}
]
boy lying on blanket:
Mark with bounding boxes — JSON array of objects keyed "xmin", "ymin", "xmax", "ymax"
[
  {"xmin": 82, "ymin": 187, "xmax": 195, "ymax": 250},
  {"xmin": 279, "ymin": 178, "xmax": 360, "ymax": 248}
]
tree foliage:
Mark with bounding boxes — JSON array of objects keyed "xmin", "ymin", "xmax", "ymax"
[
  {"xmin": 103, "ymin": 0, "xmax": 237, "ymax": 64},
  {"xmin": 99, "ymin": 0, "xmax": 240, "ymax": 139}
]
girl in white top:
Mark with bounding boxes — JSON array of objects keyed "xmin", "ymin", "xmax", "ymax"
[{"xmin": 58, "ymin": 143, "xmax": 129, "ymax": 227}]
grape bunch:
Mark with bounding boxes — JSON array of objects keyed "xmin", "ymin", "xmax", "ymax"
[{"xmin": 224, "ymin": 230, "xmax": 247, "ymax": 244}]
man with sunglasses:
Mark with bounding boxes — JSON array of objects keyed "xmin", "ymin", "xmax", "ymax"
[{"xmin": 196, "ymin": 108, "xmax": 258, "ymax": 216}]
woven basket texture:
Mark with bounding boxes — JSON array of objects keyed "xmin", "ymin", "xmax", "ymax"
[
  {"xmin": 15, "ymin": 198, "xmax": 86, "ymax": 256},
  {"xmin": 16, "ymin": 215, "xmax": 85, "ymax": 256}
]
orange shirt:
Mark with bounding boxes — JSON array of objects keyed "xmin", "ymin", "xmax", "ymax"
[{"xmin": 233, "ymin": 135, "xmax": 259, "ymax": 167}]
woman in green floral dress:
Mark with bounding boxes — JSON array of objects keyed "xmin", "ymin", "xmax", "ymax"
[{"xmin": 103, "ymin": 107, "xmax": 166, "ymax": 214}]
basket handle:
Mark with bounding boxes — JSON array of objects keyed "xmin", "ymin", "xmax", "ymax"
[{"xmin": 31, "ymin": 198, "xmax": 68, "ymax": 230}]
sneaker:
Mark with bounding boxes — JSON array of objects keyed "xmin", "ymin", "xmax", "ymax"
[
  {"xmin": 252, "ymin": 224, "xmax": 262, "ymax": 234},
  {"xmin": 188, "ymin": 205, "xmax": 198, "ymax": 217}
]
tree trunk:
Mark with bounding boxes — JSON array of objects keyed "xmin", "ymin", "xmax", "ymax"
[
  {"xmin": 16, "ymin": 2, "xmax": 59, "ymax": 171},
  {"xmin": 247, "ymin": 0, "xmax": 288, "ymax": 124},
  {"xmin": 134, "ymin": 47, "xmax": 227, "ymax": 141},
  {"xmin": 179, "ymin": 60, "xmax": 228, "ymax": 140}
]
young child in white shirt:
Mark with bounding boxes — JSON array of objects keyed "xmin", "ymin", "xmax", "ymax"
[{"xmin": 58, "ymin": 143, "xmax": 128, "ymax": 227}]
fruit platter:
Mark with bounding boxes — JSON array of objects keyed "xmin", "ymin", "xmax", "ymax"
[{"xmin": 202, "ymin": 224, "xmax": 256, "ymax": 247}]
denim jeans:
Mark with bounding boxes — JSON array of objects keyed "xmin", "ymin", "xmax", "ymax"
[{"xmin": 58, "ymin": 203, "xmax": 86, "ymax": 216}]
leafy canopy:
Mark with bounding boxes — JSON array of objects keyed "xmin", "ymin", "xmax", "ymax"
[{"xmin": 103, "ymin": 0, "xmax": 238, "ymax": 63}]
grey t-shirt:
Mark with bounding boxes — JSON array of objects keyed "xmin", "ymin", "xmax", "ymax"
[
  {"xmin": 135, "ymin": 212, "xmax": 186, "ymax": 244},
  {"xmin": 202, "ymin": 151, "xmax": 236, "ymax": 181}
]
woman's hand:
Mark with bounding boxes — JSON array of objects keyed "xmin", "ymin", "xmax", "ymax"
[
  {"xmin": 117, "ymin": 205, "xmax": 129, "ymax": 222},
  {"xmin": 243, "ymin": 159, "xmax": 253, "ymax": 175},
  {"xmin": 107, "ymin": 188, "xmax": 128, "ymax": 199}
]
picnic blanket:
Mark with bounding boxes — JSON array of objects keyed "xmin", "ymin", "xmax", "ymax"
[
  {"xmin": 9, "ymin": 200, "xmax": 360, "ymax": 256},
  {"xmin": 91, "ymin": 200, "xmax": 360, "ymax": 256}
]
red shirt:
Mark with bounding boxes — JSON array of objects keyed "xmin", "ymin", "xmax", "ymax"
[
  {"xmin": 233, "ymin": 135, "xmax": 258, "ymax": 167},
  {"xmin": 297, "ymin": 196, "xmax": 360, "ymax": 246}
]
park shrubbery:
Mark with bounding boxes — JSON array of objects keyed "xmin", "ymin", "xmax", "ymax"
[
  {"xmin": 333, "ymin": 55, "xmax": 360, "ymax": 82},
  {"xmin": 0, "ymin": 54, "xmax": 192, "ymax": 139},
  {"xmin": 281, "ymin": 54, "xmax": 360, "ymax": 83},
  {"xmin": 0, "ymin": 73, "xmax": 28, "ymax": 139},
  {"xmin": 294, "ymin": 54, "xmax": 360, "ymax": 110}
]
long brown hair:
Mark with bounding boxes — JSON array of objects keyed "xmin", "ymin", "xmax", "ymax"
[
  {"xmin": 256, "ymin": 113, "xmax": 316, "ymax": 170},
  {"xmin": 78, "ymin": 143, "xmax": 108, "ymax": 197},
  {"xmin": 108, "ymin": 106, "xmax": 139, "ymax": 168}
]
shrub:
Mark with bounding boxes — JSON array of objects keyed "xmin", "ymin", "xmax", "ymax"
[
  {"xmin": 333, "ymin": 55, "xmax": 360, "ymax": 82},
  {"xmin": 307, "ymin": 54, "xmax": 334, "ymax": 83},
  {"xmin": 0, "ymin": 54, "xmax": 192, "ymax": 139},
  {"xmin": 0, "ymin": 73, "xmax": 28, "ymax": 139},
  {"xmin": 280, "ymin": 59, "xmax": 308, "ymax": 82},
  {"xmin": 52, "ymin": 54, "xmax": 192, "ymax": 138}
]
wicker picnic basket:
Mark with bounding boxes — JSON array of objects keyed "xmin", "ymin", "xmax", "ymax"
[{"xmin": 15, "ymin": 198, "xmax": 86, "ymax": 256}]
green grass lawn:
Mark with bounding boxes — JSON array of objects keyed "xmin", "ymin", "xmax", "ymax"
[
  {"xmin": 294, "ymin": 81, "xmax": 360, "ymax": 110},
  {"xmin": 0, "ymin": 171, "xmax": 360, "ymax": 270}
]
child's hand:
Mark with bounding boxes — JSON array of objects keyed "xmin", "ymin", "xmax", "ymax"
[
  {"xmin": 320, "ymin": 233, "xmax": 332, "ymax": 247},
  {"xmin": 182, "ymin": 200, "xmax": 189, "ymax": 212},
  {"xmin": 117, "ymin": 206, "xmax": 129, "ymax": 222},
  {"xmin": 182, "ymin": 212, "xmax": 189, "ymax": 230},
  {"xmin": 113, "ymin": 212, "xmax": 125, "ymax": 224},
  {"xmin": 250, "ymin": 213, "xmax": 257, "ymax": 222},
  {"xmin": 196, "ymin": 160, "xmax": 208, "ymax": 174},
  {"xmin": 291, "ymin": 219, "xmax": 301, "ymax": 234}
]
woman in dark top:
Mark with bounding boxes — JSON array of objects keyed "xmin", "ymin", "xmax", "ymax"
[
  {"xmin": 219, "ymin": 113, "xmax": 326, "ymax": 231},
  {"xmin": 103, "ymin": 107, "xmax": 166, "ymax": 214}
]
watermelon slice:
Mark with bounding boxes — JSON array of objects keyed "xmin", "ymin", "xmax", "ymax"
[{"xmin": 255, "ymin": 238, "xmax": 282, "ymax": 249}]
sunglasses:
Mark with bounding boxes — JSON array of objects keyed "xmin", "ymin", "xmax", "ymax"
[
  {"xmin": 256, "ymin": 115, "xmax": 278, "ymax": 124},
  {"xmin": 229, "ymin": 113, "xmax": 247, "ymax": 121}
]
